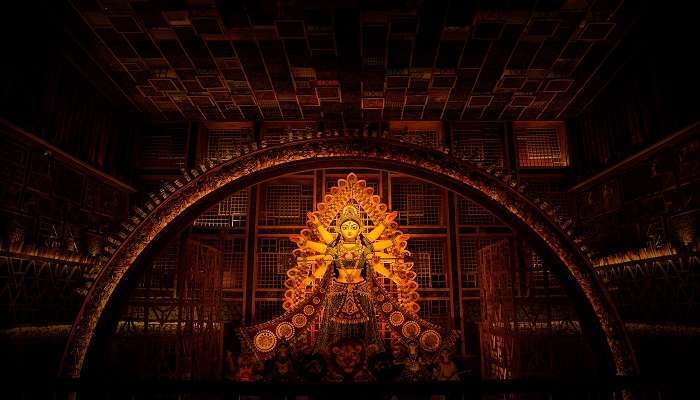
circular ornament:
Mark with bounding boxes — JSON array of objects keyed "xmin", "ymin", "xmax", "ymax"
[
  {"xmin": 303, "ymin": 305, "xmax": 315, "ymax": 315},
  {"xmin": 389, "ymin": 311, "xmax": 404, "ymax": 326},
  {"xmin": 419, "ymin": 330, "xmax": 441, "ymax": 352},
  {"xmin": 313, "ymin": 297, "xmax": 320, "ymax": 304},
  {"xmin": 254, "ymin": 330, "xmax": 277, "ymax": 352},
  {"xmin": 381, "ymin": 302, "xmax": 393, "ymax": 313},
  {"xmin": 275, "ymin": 322, "xmax": 295, "ymax": 340},
  {"xmin": 402, "ymin": 321, "xmax": 421, "ymax": 338},
  {"xmin": 292, "ymin": 314, "xmax": 307, "ymax": 328}
]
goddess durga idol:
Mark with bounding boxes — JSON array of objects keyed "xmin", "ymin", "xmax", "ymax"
[{"xmin": 237, "ymin": 173, "xmax": 458, "ymax": 381}]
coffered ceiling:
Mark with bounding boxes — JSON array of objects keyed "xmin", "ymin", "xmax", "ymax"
[{"xmin": 65, "ymin": 0, "xmax": 642, "ymax": 122}]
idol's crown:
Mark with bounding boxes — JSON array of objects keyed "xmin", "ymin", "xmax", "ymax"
[{"xmin": 336, "ymin": 205, "xmax": 363, "ymax": 229}]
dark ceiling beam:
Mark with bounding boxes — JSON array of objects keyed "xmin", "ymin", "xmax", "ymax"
[
  {"xmin": 0, "ymin": 118, "xmax": 136, "ymax": 193},
  {"xmin": 568, "ymin": 119, "xmax": 700, "ymax": 193},
  {"xmin": 59, "ymin": 0, "xmax": 144, "ymax": 114},
  {"xmin": 557, "ymin": 1, "xmax": 646, "ymax": 119}
]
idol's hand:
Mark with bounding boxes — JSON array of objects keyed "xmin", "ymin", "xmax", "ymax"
[
  {"xmin": 394, "ymin": 233, "xmax": 410, "ymax": 243},
  {"xmin": 301, "ymin": 277, "xmax": 313, "ymax": 287},
  {"xmin": 290, "ymin": 235, "xmax": 306, "ymax": 246},
  {"xmin": 384, "ymin": 211, "xmax": 398, "ymax": 224},
  {"xmin": 307, "ymin": 211, "xmax": 320, "ymax": 225}
]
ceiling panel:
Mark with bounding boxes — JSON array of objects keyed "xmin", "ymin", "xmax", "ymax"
[{"xmin": 65, "ymin": 0, "xmax": 639, "ymax": 122}]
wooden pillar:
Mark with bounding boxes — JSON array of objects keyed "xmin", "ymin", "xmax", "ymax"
[
  {"xmin": 243, "ymin": 186, "xmax": 258, "ymax": 325},
  {"xmin": 447, "ymin": 191, "xmax": 464, "ymax": 354}
]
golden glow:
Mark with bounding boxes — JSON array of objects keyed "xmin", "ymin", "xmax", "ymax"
[
  {"xmin": 59, "ymin": 139, "xmax": 636, "ymax": 379},
  {"xmin": 593, "ymin": 243, "xmax": 677, "ymax": 267},
  {"xmin": 284, "ymin": 173, "xmax": 418, "ymax": 313},
  {"xmin": 340, "ymin": 221, "xmax": 360, "ymax": 240}
]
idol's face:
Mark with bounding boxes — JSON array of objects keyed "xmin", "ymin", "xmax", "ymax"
[{"xmin": 340, "ymin": 221, "xmax": 360, "ymax": 241}]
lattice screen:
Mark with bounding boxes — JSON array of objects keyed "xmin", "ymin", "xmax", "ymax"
[
  {"xmin": 364, "ymin": 56, "xmax": 385, "ymax": 66},
  {"xmin": 478, "ymin": 239, "xmax": 514, "ymax": 379},
  {"xmin": 207, "ymin": 128, "xmax": 253, "ymax": 160},
  {"xmin": 139, "ymin": 240, "xmax": 178, "ymax": 291},
  {"xmin": 522, "ymin": 180, "xmax": 570, "ymax": 219},
  {"xmin": 122, "ymin": 304, "xmax": 146, "ymax": 324},
  {"xmin": 255, "ymin": 300, "xmax": 284, "ymax": 323},
  {"xmin": 259, "ymin": 183, "xmax": 313, "ymax": 225},
  {"xmin": 394, "ymin": 128, "xmax": 439, "ymax": 148},
  {"xmin": 141, "ymin": 134, "xmax": 186, "ymax": 167},
  {"xmin": 521, "ymin": 243, "xmax": 560, "ymax": 291},
  {"xmin": 391, "ymin": 181, "xmax": 443, "ymax": 225},
  {"xmin": 459, "ymin": 238, "xmax": 478, "ymax": 288},
  {"xmin": 262, "ymin": 126, "xmax": 313, "ymax": 145},
  {"xmin": 459, "ymin": 238, "xmax": 500, "ymax": 288},
  {"xmin": 462, "ymin": 300, "xmax": 481, "ymax": 323},
  {"xmin": 194, "ymin": 190, "xmax": 249, "ymax": 229},
  {"xmin": 257, "ymin": 237, "xmax": 296, "ymax": 288},
  {"xmin": 222, "ymin": 300, "xmax": 243, "ymax": 323},
  {"xmin": 453, "ymin": 128, "xmax": 505, "ymax": 166},
  {"xmin": 222, "ymin": 239, "xmax": 245, "ymax": 289},
  {"xmin": 458, "ymin": 197, "xmax": 501, "ymax": 225},
  {"xmin": 514, "ymin": 126, "xmax": 567, "ymax": 168},
  {"xmin": 417, "ymin": 299, "xmax": 450, "ymax": 325},
  {"xmin": 196, "ymin": 237, "xmax": 246, "ymax": 290},
  {"xmin": 407, "ymin": 239, "xmax": 447, "ymax": 288}
]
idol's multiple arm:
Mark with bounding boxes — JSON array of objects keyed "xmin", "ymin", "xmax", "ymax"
[
  {"xmin": 292, "ymin": 210, "xmax": 407, "ymax": 287},
  {"xmin": 307, "ymin": 211, "xmax": 336, "ymax": 244},
  {"xmin": 364, "ymin": 211, "xmax": 397, "ymax": 242},
  {"xmin": 298, "ymin": 254, "xmax": 332, "ymax": 287}
]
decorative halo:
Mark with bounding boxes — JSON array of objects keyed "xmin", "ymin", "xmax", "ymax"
[
  {"xmin": 381, "ymin": 302, "xmax": 393, "ymax": 313},
  {"xmin": 419, "ymin": 330, "xmax": 442, "ymax": 352},
  {"xmin": 313, "ymin": 297, "xmax": 320, "ymax": 304},
  {"xmin": 292, "ymin": 314, "xmax": 307, "ymax": 328},
  {"xmin": 275, "ymin": 322, "xmax": 295, "ymax": 340},
  {"xmin": 303, "ymin": 305, "xmax": 315, "ymax": 316},
  {"xmin": 389, "ymin": 311, "xmax": 404, "ymax": 326},
  {"xmin": 253, "ymin": 330, "xmax": 277, "ymax": 353},
  {"xmin": 283, "ymin": 173, "xmax": 422, "ymax": 314},
  {"xmin": 402, "ymin": 321, "xmax": 421, "ymax": 339}
]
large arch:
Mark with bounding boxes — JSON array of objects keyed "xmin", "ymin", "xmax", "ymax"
[{"xmin": 59, "ymin": 136, "xmax": 638, "ymax": 378}]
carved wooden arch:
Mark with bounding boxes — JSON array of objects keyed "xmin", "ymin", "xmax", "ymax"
[{"xmin": 59, "ymin": 136, "xmax": 638, "ymax": 379}]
